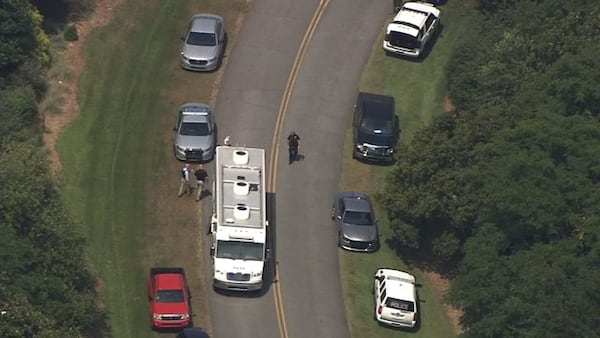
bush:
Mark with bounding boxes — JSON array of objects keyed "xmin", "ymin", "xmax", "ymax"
[
  {"xmin": 63, "ymin": 24, "xmax": 79, "ymax": 42},
  {"xmin": 0, "ymin": 86, "xmax": 38, "ymax": 137}
]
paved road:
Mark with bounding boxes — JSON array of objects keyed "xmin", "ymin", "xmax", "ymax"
[{"xmin": 208, "ymin": 0, "xmax": 389, "ymax": 337}]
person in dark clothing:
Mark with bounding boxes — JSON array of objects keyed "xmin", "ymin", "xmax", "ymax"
[
  {"xmin": 287, "ymin": 131, "xmax": 300, "ymax": 164},
  {"xmin": 194, "ymin": 164, "xmax": 208, "ymax": 201}
]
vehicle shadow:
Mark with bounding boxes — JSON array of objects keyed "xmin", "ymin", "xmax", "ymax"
[{"xmin": 353, "ymin": 156, "xmax": 396, "ymax": 167}]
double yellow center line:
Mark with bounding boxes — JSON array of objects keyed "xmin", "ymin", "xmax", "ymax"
[{"xmin": 267, "ymin": 0, "xmax": 331, "ymax": 337}]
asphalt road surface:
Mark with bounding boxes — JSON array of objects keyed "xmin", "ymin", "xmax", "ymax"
[{"xmin": 208, "ymin": 0, "xmax": 390, "ymax": 337}]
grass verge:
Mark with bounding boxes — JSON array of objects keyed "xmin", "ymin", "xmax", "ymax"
[
  {"xmin": 57, "ymin": 0, "xmax": 249, "ymax": 337},
  {"xmin": 340, "ymin": 1, "xmax": 476, "ymax": 337}
]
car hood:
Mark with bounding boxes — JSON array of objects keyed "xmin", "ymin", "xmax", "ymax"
[
  {"xmin": 152, "ymin": 301, "xmax": 188, "ymax": 315},
  {"xmin": 341, "ymin": 223, "xmax": 377, "ymax": 242},
  {"xmin": 357, "ymin": 129, "xmax": 395, "ymax": 147},
  {"xmin": 176, "ymin": 134, "xmax": 213, "ymax": 151},
  {"xmin": 182, "ymin": 44, "xmax": 219, "ymax": 60}
]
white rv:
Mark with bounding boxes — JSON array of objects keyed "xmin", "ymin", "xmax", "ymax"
[{"xmin": 210, "ymin": 146, "xmax": 268, "ymax": 291}]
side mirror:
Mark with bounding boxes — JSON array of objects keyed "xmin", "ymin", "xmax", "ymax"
[
  {"xmin": 336, "ymin": 216, "xmax": 342, "ymax": 220},
  {"xmin": 210, "ymin": 246, "xmax": 215, "ymax": 256},
  {"xmin": 173, "ymin": 127, "xmax": 177, "ymax": 131},
  {"xmin": 180, "ymin": 36, "xmax": 185, "ymax": 41},
  {"xmin": 266, "ymin": 248, "xmax": 272, "ymax": 260}
]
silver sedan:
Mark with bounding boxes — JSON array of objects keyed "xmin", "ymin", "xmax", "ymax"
[{"xmin": 180, "ymin": 14, "xmax": 226, "ymax": 72}]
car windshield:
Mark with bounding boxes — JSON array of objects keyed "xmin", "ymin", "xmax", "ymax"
[
  {"xmin": 156, "ymin": 290, "xmax": 185, "ymax": 303},
  {"xmin": 343, "ymin": 210, "xmax": 373, "ymax": 226},
  {"xmin": 386, "ymin": 297, "xmax": 415, "ymax": 312},
  {"xmin": 216, "ymin": 241, "xmax": 264, "ymax": 261},
  {"xmin": 389, "ymin": 31, "xmax": 420, "ymax": 49},
  {"xmin": 359, "ymin": 115, "xmax": 393, "ymax": 135},
  {"xmin": 187, "ymin": 32, "xmax": 216, "ymax": 46},
  {"xmin": 179, "ymin": 122, "xmax": 210, "ymax": 136}
]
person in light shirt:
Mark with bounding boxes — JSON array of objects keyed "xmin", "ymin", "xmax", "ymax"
[{"xmin": 178, "ymin": 164, "xmax": 192, "ymax": 197}]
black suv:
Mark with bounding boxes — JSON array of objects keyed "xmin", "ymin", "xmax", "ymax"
[{"xmin": 352, "ymin": 92, "xmax": 399, "ymax": 163}]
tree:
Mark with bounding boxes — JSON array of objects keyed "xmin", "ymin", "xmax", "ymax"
[
  {"xmin": 0, "ymin": 142, "xmax": 103, "ymax": 335},
  {"xmin": 0, "ymin": 0, "xmax": 44, "ymax": 74}
]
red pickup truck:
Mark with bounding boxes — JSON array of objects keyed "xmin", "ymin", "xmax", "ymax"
[{"xmin": 147, "ymin": 267, "xmax": 192, "ymax": 329}]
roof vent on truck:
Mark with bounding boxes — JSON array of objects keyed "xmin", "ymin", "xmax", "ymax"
[
  {"xmin": 233, "ymin": 150, "xmax": 249, "ymax": 165},
  {"xmin": 234, "ymin": 181, "xmax": 250, "ymax": 196},
  {"xmin": 234, "ymin": 204, "xmax": 251, "ymax": 220}
]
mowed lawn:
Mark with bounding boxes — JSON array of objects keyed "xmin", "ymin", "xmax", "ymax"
[
  {"xmin": 340, "ymin": 1, "xmax": 475, "ymax": 337},
  {"xmin": 57, "ymin": 0, "xmax": 249, "ymax": 337}
]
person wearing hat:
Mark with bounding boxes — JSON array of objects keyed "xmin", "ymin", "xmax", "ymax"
[
  {"xmin": 194, "ymin": 164, "xmax": 208, "ymax": 201},
  {"xmin": 178, "ymin": 164, "xmax": 192, "ymax": 197}
]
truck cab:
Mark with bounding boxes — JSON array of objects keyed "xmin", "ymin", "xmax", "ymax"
[{"xmin": 147, "ymin": 267, "xmax": 192, "ymax": 329}]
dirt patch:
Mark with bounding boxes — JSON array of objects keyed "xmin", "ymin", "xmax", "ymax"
[
  {"xmin": 42, "ymin": 0, "xmax": 126, "ymax": 176},
  {"xmin": 443, "ymin": 96, "xmax": 455, "ymax": 113},
  {"xmin": 422, "ymin": 270, "xmax": 464, "ymax": 335}
]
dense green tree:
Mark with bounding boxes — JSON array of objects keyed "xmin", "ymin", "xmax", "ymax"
[
  {"xmin": 452, "ymin": 229, "xmax": 600, "ymax": 338},
  {"xmin": 0, "ymin": 0, "xmax": 49, "ymax": 75},
  {"xmin": 0, "ymin": 142, "xmax": 102, "ymax": 335},
  {"xmin": 0, "ymin": 86, "xmax": 38, "ymax": 138},
  {"xmin": 380, "ymin": 0, "xmax": 600, "ymax": 335}
]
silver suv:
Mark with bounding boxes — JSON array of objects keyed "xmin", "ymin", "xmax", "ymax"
[
  {"xmin": 173, "ymin": 103, "xmax": 216, "ymax": 162},
  {"xmin": 180, "ymin": 14, "xmax": 226, "ymax": 71},
  {"xmin": 331, "ymin": 192, "xmax": 380, "ymax": 252}
]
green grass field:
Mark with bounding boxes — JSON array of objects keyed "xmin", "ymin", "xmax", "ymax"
[
  {"xmin": 57, "ymin": 1, "xmax": 247, "ymax": 336},
  {"xmin": 58, "ymin": 1, "xmax": 190, "ymax": 336},
  {"xmin": 340, "ymin": 1, "xmax": 476, "ymax": 337}
]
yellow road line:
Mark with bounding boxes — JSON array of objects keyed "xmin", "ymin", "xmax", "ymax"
[{"xmin": 268, "ymin": 0, "xmax": 331, "ymax": 337}]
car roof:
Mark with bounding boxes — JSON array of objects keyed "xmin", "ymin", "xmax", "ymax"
[
  {"xmin": 378, "ymin": 269, "xmax": 416, "ymax": 302},
  {"xmin": 342, "ymin": 196, "xmax": 371, "ymax": 212},
  {"xmin": 155, "ymin": 273, "xmax": 185, "ymax": 290},
  {"xmin": 180, "ymin": 103, "xmax": 211, "ymax": 113},
  {"xmin": 181, "ymin": 114, "xmax": 210, "ymax": 123},
  {"xmin": 179, "ymin": 104, "xmax": 212, "ymax": 122},
  {"xmin": 358, "ymin": 92, "xmax": 395, "ymax": 118},
  {"xmin": 388, "ymin": 2, "xmax": 439, "ymax": 37},
  {"xmin": 190, "ymin": 14, "xmax": 222, "ymax": 33},
  {"xmin": 393, "ymin": 2, "xmax": 439, "ymax": 27}
]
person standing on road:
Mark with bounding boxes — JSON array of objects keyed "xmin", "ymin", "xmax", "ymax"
[
  {"xmin": 194, "ymin": 164, "xmax": 208, "ymax": 201},
  {"xmin": 178, "ymin": 164, "xmax": 192, "ymax": 197},
  {"xmin": 287, "ymin": 131, "xmax": 300, "ymax": 165}
]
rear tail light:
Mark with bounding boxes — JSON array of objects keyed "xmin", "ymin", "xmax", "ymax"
[
  {"xmin": 377, "ymin": 305, "xmax": 383, "ymax": 315},
  {"xmin": 384, "ymin": 33, "xmax": 390, "ymax": 41}
]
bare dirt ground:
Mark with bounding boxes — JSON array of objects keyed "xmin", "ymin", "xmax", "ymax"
[
  {"xmin": 42, "ymin": 0, "xmax": 126, "ymax": 175},
  {"xmin": 423, "ymin": 271, "xmax": 464, "ymax": 335}
]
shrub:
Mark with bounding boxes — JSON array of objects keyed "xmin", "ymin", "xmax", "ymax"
[
  {"xmin": 63, "ymin": 24, "xmax": 79, "ymax": 42},
  {"xmin": 0, "ymin": 86, "xmax": 38, "ymax": 138}
]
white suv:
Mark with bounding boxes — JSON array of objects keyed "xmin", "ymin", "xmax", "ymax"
[
  {"xmin": 373, "ymin": 269, "xmax": 418, "ymax": 328},
  {"xmin": 383, "ymin": 1, "xmax": 441, "ymax": 58}
]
